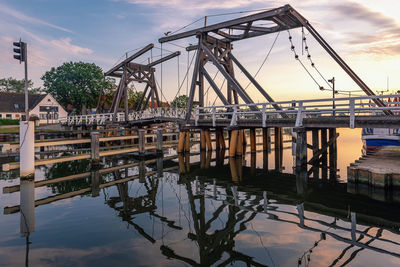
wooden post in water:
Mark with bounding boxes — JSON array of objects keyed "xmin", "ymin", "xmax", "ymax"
[
  {"xmin": 156, "ymin": 128, "xmax": 163, "ymax": 155},
  {"xmin": 178, "ymin": 132, "xmax": 185, "ymax": 154},
  {"xmin": 205, "ymin": 130, "xmax": 212, "ymax": 151},
  {"xmin": 329, "ymin": 128, "xmax": 337, "ymax": 180},
  {"xmin": 262, "ymin": 128, "xmax": 269, "ymax": 151},
  {"xmin": 320, "ymin": 129, "xmax": 328, "ymax": 180},
  {"xmin": 215, "ymin": 130, "xmax": 221, "ymax": 150},
  {"xmin": 250, "ymin": 128, "xmax": 256, "ymax": 154},
  {"xmin": 185, "ymin": 131, "xmax": 190, "ymax": 152},
  {"xmin": 200, "ymin": 130, "xmax": 206, "ymax": 151},
  {"xmin": 295, "ymin": 128, "xmax": 307, "ymax": 169},
  {"xmin": 90, "ymin": 132, "xmax": 100, "ymax": 165},
  {"xmin": 236, "ymin": 129, "xmax": 243, "ymax": 157},
  {"xmin": 229, "ymin": 130, "xmax": 238, "ymax": 157},
  {"xmin": 91, "ymin": 170, "xmax": 100, "ymax": 197},
  {"xmin": 312, "ymin": 129, "xmax": 319, "ymax": 179},
  {"xmin": 138, "ymin": 129, "xmax": 145, "ymax": 156},
  {"xmin": 220, "ymin": 130, "xmax": 226, "ymax": 150},
  {"xmin": 274, "ymin": 127, "xmax": 282, "ymax": 171}
]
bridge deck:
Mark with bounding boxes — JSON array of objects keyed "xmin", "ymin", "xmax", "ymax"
[{"xmin": 193, "ymin": 115, "xmax": 400, "ymax": 129}]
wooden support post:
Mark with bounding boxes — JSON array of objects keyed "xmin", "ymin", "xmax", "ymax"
[
  {"xmin": 329, "ymin": 128, "xmax": 338, "ymax": 180},
  {"xmin": 205, "ymin": 130, "xmax": 212, "ymax": 151},
  {"xmin": 295, "ymin": 128, "xmax": 307, "ymax": 169},
  {"xmin": 200, "ymin": 130, "xmax": 206, "ymax": 151},
  {"xmin": 178, "ymin": 132, "xmax": 185, "ymax": 154},
  {"xmin": 312, "ymin": 129, "xmax": 319, "ymax": 179},
  {"xmin": 250, "ymin": 128, "xmax": 256, "ymax": 153},
  {"xmin": 236, "ymin": 129, "xmax": 243, "ymax": 157},
  {"xmin": 91, "ymin": 170, "xmax": 100, "ymax": 197},
  {"xmin": 274, "ymin": 127, "xmax": 282, "ymax": 171},
  {"xmin": 320, "ymin": 129, "xmax": 328, "ymax": 180},
  {"xmin": 250, "ymin": 153, "xmax": 256, "ymax": 176},
  {"xmin": 138, "ymin": 129, "xmax": 145, "ymax": 155},
  {"xmin": 156, "ymin": 128, "xmax": 163, "ymax": 155},
  {"xmin": 139, "ymin": 160, "xmax": 145, "ymax": 183},
  {"xmin": 220, "ymin": 130, "xmax": 226, "ymax": 150},
  {"xmin": 90, "ymin": 132, "xmax": 100, "ymax": 165},
  {"xmin": 262, "ymin": 128, "xmax": 269, "ymax": 151},
  {"xmin": 215, "ymin": 130, "xmax": 221, "ymax": 150},
  {"xmin": 185, "ymin": 131, "xmax": 190, "ymax": 152},
  {"xmin": 178, "ymin": 154, "xmax": 186, "ymax": 174},
  {"xmin": 263, "ymin": 151, "xmax": 268, "ymax": 170},
  {"xmin": 229, "ymin": 130, "xmax": 238, "ymax": 157},
  {"xmin": 200, "ymin": 151, "xmax": 206, "ymax": 169}
]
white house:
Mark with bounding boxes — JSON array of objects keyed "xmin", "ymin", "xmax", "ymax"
[{"xmin": 0, "ymin": 92, "xmax": 67, "ymax": 124}]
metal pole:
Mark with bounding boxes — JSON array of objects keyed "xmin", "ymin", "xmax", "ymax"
[
  {"xmin": 24, "ymin": 43, "xmax": 28, "ymax": 120},
  {"xmin": 332, "ymin": 78, "xmax": 335, "ymax": 117}
]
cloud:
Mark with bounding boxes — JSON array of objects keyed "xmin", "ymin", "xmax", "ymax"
[
  {"xmin": 50, "ymin": 38, "xmax": 93, "ymax": 55},
  {"xmin": 119, "ymin": 0, "xmax": 267, "ymax": 10},
  {"xmin": 0, "ymin": 2, "xmax": 73, "ymax": 33},
  {"xmin": 330, "ymin": 2, "xmax": 400, "ymax": 55}
]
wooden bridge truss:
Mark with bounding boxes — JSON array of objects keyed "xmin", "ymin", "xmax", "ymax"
[
  {"xmin": 159, "ymin": 4, "xmax": 390, "ymax": 121},
  {"xmin": 105, "ymin": 43, "xmax": 180, "ymax": 121}
]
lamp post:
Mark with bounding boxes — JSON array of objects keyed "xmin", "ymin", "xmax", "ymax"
[{"xmin": 328, "ymin": 77, "xmax": 336, "ymax": 116}]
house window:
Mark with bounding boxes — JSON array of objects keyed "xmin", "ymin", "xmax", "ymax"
[
  {"xmin": 15, "ymin": 114, "xmax": 20, "ymax": 118},
  {"xmin": 6, "ymin": 114, "xmax": 11, "ymax": 119},
  {"xmin": 0, "ymin": 114, "xmax": 2, "ymax": 118},
  {"xmin": 14, "ymin": 104, "xmax": 19, "ymax": 109}
]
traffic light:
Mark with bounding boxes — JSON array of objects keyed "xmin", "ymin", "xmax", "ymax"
[{"xmin": 13, "ymin": 40, "xmax": 26, "ymax": 63}]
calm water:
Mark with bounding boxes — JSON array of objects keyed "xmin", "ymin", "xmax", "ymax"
[{"xmin": 1, "ymin": 129, "xmax": 400, "ymax": 266}]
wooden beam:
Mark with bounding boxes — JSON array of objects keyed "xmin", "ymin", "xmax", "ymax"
[{"xmin": 105, "ymin": 43, "xmax": 154, "ymax": 76}]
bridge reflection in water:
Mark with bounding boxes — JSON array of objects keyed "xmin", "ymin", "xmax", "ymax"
[{"xmin": 7, "ymin": 150, "xmax": 400, "ymax": 266}]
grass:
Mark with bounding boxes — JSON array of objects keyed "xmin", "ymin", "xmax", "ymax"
[
  {"xmin": 0, "ymin": 119, "xmax": 19, "ymax": 126},
  {"xmin": 0, "ymin": 127, "xmax": 19, "ymax": 134}
]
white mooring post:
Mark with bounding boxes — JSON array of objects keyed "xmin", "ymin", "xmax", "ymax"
[
  {"xmin": 20, "ymin": 179, "xmax": 35, "ymax": 237},
  {"xmin": 19, "ymin": 120, "xmax": 35, "ymax": 178}
]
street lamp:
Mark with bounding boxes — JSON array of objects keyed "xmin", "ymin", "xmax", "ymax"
[{"xmin": 328, "ymin": 77, "xmax": 336, "ymax": 116}]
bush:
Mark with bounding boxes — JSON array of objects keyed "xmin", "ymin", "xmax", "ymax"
[{"xmin": 0, "ymin": 118, "xmax": 19, "ymax": 125}]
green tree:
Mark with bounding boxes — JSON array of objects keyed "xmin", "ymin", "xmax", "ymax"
[
  {"xmin": 128, "ymin": 90, "xmax": 144, "ymax": 110},
  {"xmin": 41, "ymin": 62, "xmax": 112, "ymax": 114},
  {"xmin": 0, "ymin": 77, "xmax": 42, "ymax": 93},
  {"xmin": 171, "ymin": 95, "xmax": 188, "ymax": 109}
]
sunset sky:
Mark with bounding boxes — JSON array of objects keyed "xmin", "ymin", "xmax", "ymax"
[{"xmin": 1, "ymin": 0, "xmax": 399, "ymax": 104}]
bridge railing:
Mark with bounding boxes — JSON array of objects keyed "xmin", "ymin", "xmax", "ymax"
[
  {"xmin": 60, "ymin": 108, "xmax": 187, "ymax": 126},
  {"xmin": 194, "ymin": 94, "xmax": 400, "ymax": 128}
]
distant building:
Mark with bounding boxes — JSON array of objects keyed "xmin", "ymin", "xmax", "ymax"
[{"xmin": 0, "ymin": 92, "xmax": 68, "ymax": 124}]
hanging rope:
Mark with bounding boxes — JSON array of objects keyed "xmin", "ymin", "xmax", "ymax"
[
  {"xmin": 244, "ymin": 31, "xmax": 280, "ymax": 90},
  {"xmin": 171, "ymin": 50, "xmax": 197, "ymax": 106},
  {"xmin": 302, "ymin": 33, "xmax": 333, "ymax": 90},
  {"xmin": 287, "ymin": 29, "xmax": 324, "ymax": 90},
  {"xmin": 212, "ymin": 78, "xmax": 227, "ymax": 106}
]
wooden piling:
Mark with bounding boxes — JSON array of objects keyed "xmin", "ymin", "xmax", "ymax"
[
  {"xmin": 329, "ymin": 128, "xmax": 337, "ymax": 179},
  {"xmin": 138, "ymin": 129, "xmax": 145, "ymax": 155},
  {"xmin": 312, "ymin": 129, "xmax": 319, "ymax": 179},
  {"xmin": 90, "ymin": 132, "xmax": 100, "ymax": 165},
  {"xmin": 236, "ymin": 129, "xmax": 243, "ymax": 157},
  {"xmin": 295, "ymin": 128, "xmax": 307, "ymax": 169},
  {"xmin": 220, "ymin": 130, "xmax": 226, "ymax": 150},
  {"xmin": 185, "ymin": 131, "xmax": 190, "ymax": 152},
  {"xmin": 215, "ymin": 130, "xmax": 221, "ymax": 150},
  {"xmin": 156, "ymin": 128, "xmax": 163, "ymax": 155},
  {"xmin": 178, "ymin": 132, "xmax": 185, "ymax": 154},
  {"xmin": 200, "ymin": 130, "xmax": 206, "ymax": 151},
  {"xmin": 274, "ymin": 127, "xmax": 282, "ymax": 171},
  {"xmin": 205, "ymin": 130, "xmax": 212, "ymax": 151},
  {"xmin": 321, "ymin": 129, "xmax": 328, "ymax": 180},
  {"xmin": 250, "ymin": 128, "xmax": 256, "ymax": 153},
  {"xmin": 229, "ymin": 130, "xmax": 238, "ymax": 157},
  {"xmin": 262, "ymin": 128, "xmax": 269, "ymax": 151}
]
